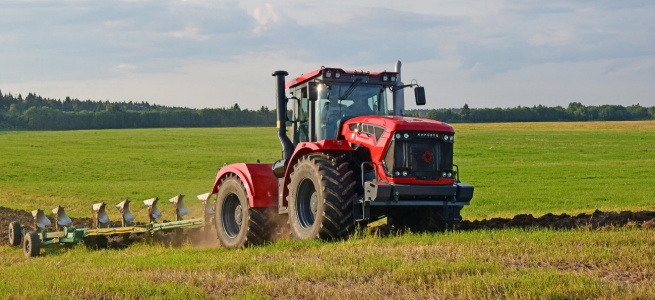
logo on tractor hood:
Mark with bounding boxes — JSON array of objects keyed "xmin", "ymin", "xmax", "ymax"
[{"xmin": 422, "ymin": 150, "xmax": 433, "ymax": 163}]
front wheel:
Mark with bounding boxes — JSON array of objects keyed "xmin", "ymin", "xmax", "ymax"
[
  {"xmin": 23, "ymin": 232, "xmax": 41, "ymax": 257},
  {"xmin": 8, "ymin": 221, "xmax": 22, "ymax": 247},
  {"xmin": 215, "ymin": 174, "xmax": 272, "ymax": 248},
  {"xmin": 287, "ymin": 153, "xmax": 357, "ymax": 240}
]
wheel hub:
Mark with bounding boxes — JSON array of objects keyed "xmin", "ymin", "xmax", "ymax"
[
  {"xmin": 310, "ymin": 193, "xmax": 318, "ymax": 216},
  {"xmin": 296, "ymin": 178, "xmax": 318, "ymax": 229},
  {"xmin": 222, "ymin": 193, "xmax": 242, "ymax": 238},
  {"xmin": 234, "ymin": 204, "xmax": 242, "ymax": 226}
]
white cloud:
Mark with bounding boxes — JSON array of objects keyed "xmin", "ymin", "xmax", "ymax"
[
  {"xmin": 166, "ymin": 25, "xmax": 210, "ymax": 41},
  {"xmin": 250, "ymin": 4, "xmax": 281, "ymax": 34}
]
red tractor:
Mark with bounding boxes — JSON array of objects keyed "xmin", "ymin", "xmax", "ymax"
[{"xmin": 210, "ymin": 61, "xmax": 474, "ymax": 247}]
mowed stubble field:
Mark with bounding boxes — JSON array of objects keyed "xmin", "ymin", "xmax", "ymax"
[{"xmin": 1, "ymin": 121, "xmax": 654, "ymax": 299}]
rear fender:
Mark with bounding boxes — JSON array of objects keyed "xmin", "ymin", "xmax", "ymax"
[
  {"xmin": 211, "ymin": 163, "xmax": 278, "ymax": 208},
  {"xmin": 280, "ymin": 140, "xmax": 354, "ymax": 206}
]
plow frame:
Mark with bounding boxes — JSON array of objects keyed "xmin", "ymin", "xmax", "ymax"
[{"xmin": 8, "ymin": 194, "xmax": 215, "ymax": 257}]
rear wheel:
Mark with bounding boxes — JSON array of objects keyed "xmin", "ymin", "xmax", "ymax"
[
  {"xmin": 215, "ymin": 175, "xmax": 272, "ymax": 248},
  {"xmin": 8, "ymin": 221, "xmax": 22, "ymax": 247},
  {"xmin": 287, "ymin": 153, "xmax": 357, "ymax": 240},
  {"xmin": 23, "ymin": 232, "xmax": 41, "ymax": 257}
]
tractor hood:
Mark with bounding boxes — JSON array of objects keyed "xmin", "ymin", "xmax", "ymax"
[
  {"xmin": 341, "ymin": 116, "xmax": 456, "ymax": 183},
  {"xmin": 343, "ymin": 116, "xmax": 454, "ymax": 134}
]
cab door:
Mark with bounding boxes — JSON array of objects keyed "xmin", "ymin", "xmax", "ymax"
[{"xmin": 290, "ymin": 86, "xmax": 309, "ymax": 145}]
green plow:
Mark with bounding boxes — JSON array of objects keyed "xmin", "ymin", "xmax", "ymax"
[{"xmin": 7, "ymin": 194, "xmax": 215, "ymax": 257}]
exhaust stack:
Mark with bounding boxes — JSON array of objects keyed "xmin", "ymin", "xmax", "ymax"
[
  {"xmin": 273, "ymin": 70, "xmax": 293, "ymax": 161},
  {"xmin": 393, "ymin": 60, "xmax": 404, "ymax": 116}
]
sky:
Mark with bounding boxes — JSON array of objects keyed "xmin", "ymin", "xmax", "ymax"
[{"xmin": 1, "ymin": 0, "xmax": 654, "ymax": 110}]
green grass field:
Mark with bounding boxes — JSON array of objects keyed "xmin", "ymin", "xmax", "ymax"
[
  {"xmin": 1, "ymin": 121, "xmax": 654, "ymax": 299},
  {"xmin": 1, "ymin": 121, "xmax": 654, "ymax": 219},
  {"xmin": 453, "ymin": 121, "xmax": 655, "ymax": 218}
]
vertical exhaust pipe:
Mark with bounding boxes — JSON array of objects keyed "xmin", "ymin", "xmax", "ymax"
[
  {"xmin": 273, "ymin": 70, "xmax": 293, "ymax": 161},
  {"xmin": 393, "ymin": 60, "xmax": 404, "ymax": 116}
]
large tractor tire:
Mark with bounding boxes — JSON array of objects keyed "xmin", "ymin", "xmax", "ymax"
[
  {"xmin": 23, "ymin": 232, "xmax": 41, "ymax": 257},
  {"xmin": 215, "ymin": 174, "xmax": 272, "ymax": 248},
  {"xmin": 8, "ymin": 221, "xmax": 22, "ymax": 247},
  {"xmin": 287, "ymin": 153, "xmax": 357, "ymax": 240},
  {"xmin": 392, "ymin": 206, "xmax": 462, "ymax": 232}
]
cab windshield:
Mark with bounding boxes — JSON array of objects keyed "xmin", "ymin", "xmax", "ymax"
[{"xmin": 315, "ymin": 83, "xmax": 392, "ymax": 140}]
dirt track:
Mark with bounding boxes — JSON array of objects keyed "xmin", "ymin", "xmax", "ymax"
[
  {"xmin": 460, "ymin": 210, "xmax": 655, "ymax": 231},
  {"xmin": 2, "ymin": 206, "xmax": 654, "ymax": 246}
]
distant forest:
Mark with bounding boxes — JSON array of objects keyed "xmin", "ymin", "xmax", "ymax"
[
  {"xmin": 409, "ymin": 103, "xmax": 655, "ymax": 123},
  {"xmin": 0, "ymin": 90, "xmax": 275, "ymax": 130},
  {"xmin": 1, "ymin": 90, "xmax": 653, "ymax": 130}
]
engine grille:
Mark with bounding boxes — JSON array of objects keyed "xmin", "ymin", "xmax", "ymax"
[{"xmin": 383, "ymin": 131, "xmax": 453, "ymax": 180}]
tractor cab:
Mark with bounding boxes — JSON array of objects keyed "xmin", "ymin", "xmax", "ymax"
[{"xmin": 286, "ymin": 68, "xmax": 399, "ymax": 144}]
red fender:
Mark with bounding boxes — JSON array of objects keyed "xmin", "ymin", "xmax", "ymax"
[
  {"xmin": 280, "ymin": 140, "xmax": 354, "ymax": 207},
  {"xmin": 211, "ymin": 163, "xmax": 278, "ymax": 208}
]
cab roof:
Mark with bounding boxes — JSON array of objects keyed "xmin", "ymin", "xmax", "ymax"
[{"xmin": 286, "ymin": 67, "xmax": 398, "ymax": 89}]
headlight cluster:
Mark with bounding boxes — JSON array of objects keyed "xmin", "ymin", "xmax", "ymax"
[
  {"xmin": 441, "ymin": 170, "xmax": 455, "ymax": 179},
  {"xmin": 324, "ymin": 70, "xmax": 341, "ymax": 79},
  {"xmin": 393, "ymin": 170, "xmax": 411, "ymax": 177},
  {"xmin": 394, "ymin": 133, "xmax": 411, "ymax": 140},
  {"xmin": 391, "ymin": 169, "xmax": 455, "ymax": 179},
  {"xmin": 382, "ymin": 74, "xmax": 397, "ymax": 82}
]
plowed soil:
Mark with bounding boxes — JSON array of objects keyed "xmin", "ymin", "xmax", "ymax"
[
  {"xmin": 2, "ymin": 206, "xmax": 654, "ymax": 246},
  {"xmin": 460, "ymin": 210, "xmax": 655, "ymax": 231}
]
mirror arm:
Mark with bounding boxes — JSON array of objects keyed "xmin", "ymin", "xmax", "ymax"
[{"xmin": 391, "ymin": 83, "xmax": 419, "ymax": 92}]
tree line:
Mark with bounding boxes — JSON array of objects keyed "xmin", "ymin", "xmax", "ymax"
[
  {"xmin": 411, "ymin": 103, "xmax": 655, "ymax": 123},
  {"xmin": 1, "ymin": 90, "xmax": 653, "ymax": 130},
  {"xmin": 0, "ymin": 90, "xmax": 275, "ymax": 130}
]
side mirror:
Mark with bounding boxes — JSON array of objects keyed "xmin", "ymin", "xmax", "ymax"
[
  {"xmin": 414, "ymin": 87, "xmax": 426, "ymax": 106},
  {"xmin": 307, "ymin": 82, "xmax": 318, "ymax": 101}
]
